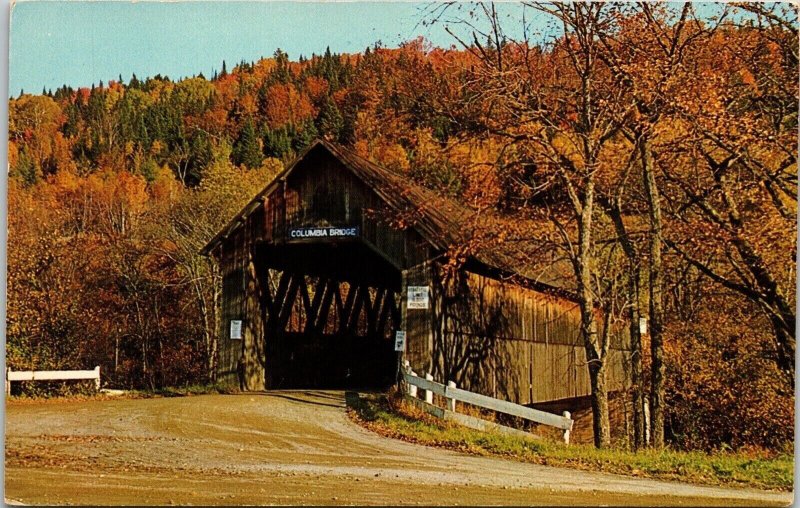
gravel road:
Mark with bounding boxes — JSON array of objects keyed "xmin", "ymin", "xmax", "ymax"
[{"xmin": 4, "ymin": 391, "xmax": 792, "ymax": 506}]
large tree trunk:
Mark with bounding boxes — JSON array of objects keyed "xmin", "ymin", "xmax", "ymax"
[
  {"xmin": 583, "ymin": 317, "xmax": 611, "ymax": 448},
  {"xmin": 629, "ymin": 268, "xmax": 646, "ymax": 449},
  {"xmin": 577, "ymin": 179, "xmax": 612, "ymax": 448},
  {"xmin": 641, "ymin": 137, "xmax": 665, "ymax": 448}
]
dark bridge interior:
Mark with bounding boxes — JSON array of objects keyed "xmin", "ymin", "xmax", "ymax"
[{"xmin": 256, "ymin": 241, "xmax": 401, "ymax": 389}]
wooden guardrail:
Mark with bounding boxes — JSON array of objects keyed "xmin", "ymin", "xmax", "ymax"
[
  {"xmin": 6, "ymin": 366, "xmax": 101, "ymax": 395},
  {"xmin": 402, "ymin": 361, "xmax": 573, "ymax": 443}
]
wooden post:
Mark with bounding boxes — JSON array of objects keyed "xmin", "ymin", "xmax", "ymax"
[
  {"xmin": 400, "ymin": 360, "xmax": 409, "ymax": 395},
  {"xmin": 398, "ymin": 270, "xmax": 409, "ymax": 391},
  {"xmin": 446, "ymin": 381, "xmax": 457, "ymax": 412},
  {"xmin": 409, "ymin": 371, "xmax": 418, "ymax": 398},
  {"xmin": 5, "ymin": 368, "xmax": 10, "ymax": 396},
  {"xmin": 94, "ymin": 366, "xmax": 101, "ymax": 391},
  {"xmin": 424, "ymin": 373, "xmax": 434, "ymax": 404},
  {"xmin": 562, "ymin": 411, "xmax": 571, "ymax": 444}
]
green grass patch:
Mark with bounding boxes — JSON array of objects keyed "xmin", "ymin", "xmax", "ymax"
[
  {"xmin": 7, "ymin": 382, "xmax": 240, "ymax": 402},
  {"xmin": 347, "ymin": 393, "xmax": 793, "ymax": 492}
]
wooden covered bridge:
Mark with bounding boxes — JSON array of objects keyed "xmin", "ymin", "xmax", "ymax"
[{"xmin": 201, "ymin": 139, "xmax": 630, "ymax": 406}]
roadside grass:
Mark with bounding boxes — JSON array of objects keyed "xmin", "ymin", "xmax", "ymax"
[
  {"xmin": 347, "ymin": 393, "xmax": 793, "ymax": 492},
  {"xmin": 7, "ymin": 382, "xmax": 239, "ymax": 403}
]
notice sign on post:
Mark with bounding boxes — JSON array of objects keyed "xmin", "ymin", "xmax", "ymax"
[
  {"xmin": 407, "ymin": 286, "xmax": 430, "ymax": 309},
  {"xmin": 230, "ymin": 320, "xmax": 243, "ymax": 340},
  {"xmin": 394, "ymin": 331, "xmax": 407, "ymax": 352}
]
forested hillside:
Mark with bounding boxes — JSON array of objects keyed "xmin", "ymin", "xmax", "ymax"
[{"xmin": 7, "ymin": 3, "xmax": 796, "ymax": 452}]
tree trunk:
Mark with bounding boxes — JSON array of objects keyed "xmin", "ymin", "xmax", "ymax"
[
  {"xmin": 586, "ymin": 337, "xmax": 611, "ymax": 448},
  {"xmin": 577, "ymin": 179, "xmax": 611, "ymax": 448},
  {"xmin": 641, "ymin": 137, "xmax": 665, "ymax": 448},
  {"xmin": 629, "ymin": 269, "xmax": 646, "ymax": 450},
  {"xmin": 210, "ymin": 262, "xmax": 221, "ymax": 384},
  {"xmin": 195, "ymin": 272, "xmax": 214, "ymax": 384},
  {"xmin": 602, "ymin": 198, "xmax": 646, "ymax": 449}
]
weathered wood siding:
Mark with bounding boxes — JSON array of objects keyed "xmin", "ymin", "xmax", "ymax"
[
  {"xmin": 431, "ymin": 268, "xmax": 630, "ymax": 405},
  {"xmin": 261, "ymin": 147, "xmax": 432, "ymax": 270},
  {"xmin": 402, "ymin": 262, "xmax": 435, "ymax": 375},
  {"xmin": 217, "ymin": 228, "xmax": 243, "ymax": 387},
  {"xmin": 217, "ymin": 207, "xmax": 268, "ymax": 390}
]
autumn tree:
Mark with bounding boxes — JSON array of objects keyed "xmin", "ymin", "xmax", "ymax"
[{"xmin": 424, "ymin": 1, "xmax": 626, "ymax": 447}]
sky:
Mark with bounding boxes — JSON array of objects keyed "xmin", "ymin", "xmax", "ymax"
[
  {"xmin": 8, "ymin": 1, "xmax": 739, "ymax": 96},
  {"xmin": 9, "ymin": 1, "xmax": 547, "ymax": 94}
]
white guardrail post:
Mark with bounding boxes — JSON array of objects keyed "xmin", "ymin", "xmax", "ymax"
[
  {"xmin": 446, "ymin": 381, "xmax": 457, "ymax": 411},
  {"xmin": 409, "ymin": 372, "xmax": 418, "ymax": 397},
  {"xmin": 424, "ymin": 373, "xmax": 434, "ymax": 404},
  {"xmin": 402, "ymin": 360, "xmax": 418, "ymax": 398},
  {"xmin": 562, "ymin": 411, "xmax": 571, "ymax": 444}
]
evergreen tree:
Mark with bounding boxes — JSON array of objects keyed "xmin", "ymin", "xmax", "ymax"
[
  {"xmin": 317, "ymin": 96, "xmax": 344, "ymax": 141},
  {"xmin": 340, "ymin": 105, "xmax": 357, "ymax": 145},
  {"xmin": 272, "ymin": 49, "xmax": 291, "ymax": 84},
  {"xmin": 139, "ymin": 157, "xmax": 159, "ymax": 182},
  {"xmin": 54, "ymin": 86, "xmax": 69, "ymax": 101},
  {"xmin": 263, "ymin": 127, "xmax": 293, "ymax": 159},
  {"xmin": 189, "ymin": 132, "xmax": 214, "ymax": 182},
  {"xmin": 13, "ymin": 148, "xmax": 38, "ymax": 186},
  {"xmin": 62, "ymin": 103, "xmax": 81, "ymax": 138},
  {"xmin": 231, "ymin": 118, "xmax": 263, "ymax": 169},
  {"xmin": 293, "ymin": 119, "xmax": 318, "ymax": 151}
]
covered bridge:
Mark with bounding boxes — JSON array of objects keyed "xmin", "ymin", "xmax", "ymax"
[{"xmin": 201, "ymin": 139, "xmax": 630, "ymax": 406}]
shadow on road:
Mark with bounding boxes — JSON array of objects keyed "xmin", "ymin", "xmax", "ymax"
[
  {"xmin": 263, "ymin": 392, "xmax": 345, "ymax": 408},
  {"xmin": 223, "ymin": 389, "xmax": 374, "ymax": 409}
]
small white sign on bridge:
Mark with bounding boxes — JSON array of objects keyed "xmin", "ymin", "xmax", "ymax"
[
  {"xmin": 394, "ymin": 331, "xmax": 407, "ymax": 352},
  {"xmin": 230, "ymin": 320, "xmax": 243, "ymax": 340},
  {"xmin": 407, "ymin": 286, "xmax": 430, "ymax": 309}
]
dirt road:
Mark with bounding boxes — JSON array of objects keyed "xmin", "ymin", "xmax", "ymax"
[{"xmin": 5, "ymin": 391, "xmax": 792, "ymax": 506}]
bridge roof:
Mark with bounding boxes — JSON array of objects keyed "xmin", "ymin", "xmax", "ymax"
[{"xmin": 201, "ymin": 138, "xmax": 575, "ymax": 299}]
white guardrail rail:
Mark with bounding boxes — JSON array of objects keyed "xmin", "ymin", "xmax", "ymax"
[
  {"xmin": 6, "ymin": 366, "xmax": 101, "ymax": 395},
  {"xmin": 402, "ymin": 361, "xmax": 574, "ymax": 444}
]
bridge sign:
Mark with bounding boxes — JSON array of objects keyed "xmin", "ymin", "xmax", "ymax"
[
  {"xmin": 407, "ymin": 286, "xmax": 430, "ymax": 309},
  {"xmin": 394, "ymin": 331, "xmax": 407, "ymax": 352}
]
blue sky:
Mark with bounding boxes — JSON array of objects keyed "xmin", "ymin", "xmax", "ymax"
[
  {"xmin": 9, "ymin": 1, "xmax": 740, "ymax": 95},
  {"xmin": 9, "ymin": 1, "xmax": 546, "ymax": 94}
]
